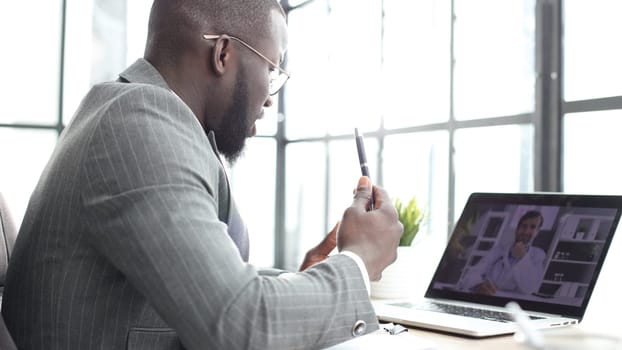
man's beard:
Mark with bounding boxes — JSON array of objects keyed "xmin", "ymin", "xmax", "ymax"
[{"xmin": 214, "ymin": 66, "xmax": 252, "ymax": 164}]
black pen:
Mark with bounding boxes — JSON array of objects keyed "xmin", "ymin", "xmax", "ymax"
[{"xmin": 354, "ymin": 128, "xmax": 375, "ymax": 210}]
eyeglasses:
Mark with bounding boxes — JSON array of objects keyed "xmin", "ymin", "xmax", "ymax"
[{"xmin": 202, "ymin": 34, "xmax": 290, "ymax": 96}]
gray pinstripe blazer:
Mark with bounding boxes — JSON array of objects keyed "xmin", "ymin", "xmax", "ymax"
[{"xmin": 1, "ymin": 59, "xmax": 377, "ymax": 350}]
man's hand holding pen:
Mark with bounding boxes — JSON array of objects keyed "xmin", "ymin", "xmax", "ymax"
[
  {"xmin": 297, "ymin": 128, "xmax": 402, "ymax": 276},
  {"xmin": 337, "ymin": 176, "xmax": 403, "ymax": 281}
]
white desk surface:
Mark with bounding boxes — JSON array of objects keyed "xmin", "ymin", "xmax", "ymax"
[
  {"xmin": 328, "ymin": 307, "xmax": 622, "ymax": 350},
  {"xmin": 360, "ymin": 286, "xmax": 622, "ymax": 350},
  {"xmin": 385, "ymin": 324, "xmax": 622, "ymax": 350}
]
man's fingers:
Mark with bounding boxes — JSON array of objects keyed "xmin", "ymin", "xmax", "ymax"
[
  {"xmin": 316, "ymin": 223, "xmax": 338, "ymax": 255},
  {"xmin": 370, "ymin": 272, "xmax": 382, "ymax": 282},
  {"xmin": 352, "ymin": 176, "xmax": 372, "ymax": 209}
]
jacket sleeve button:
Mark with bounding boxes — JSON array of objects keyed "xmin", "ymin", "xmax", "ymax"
[{"xmin": 351, "ymin": 320, "xmax": 367, "ymax": 337}]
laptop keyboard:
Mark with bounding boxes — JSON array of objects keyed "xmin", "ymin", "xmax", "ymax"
[{"xmin": 392, "ymin": 301, "xmax": 544, "ymax": 323}]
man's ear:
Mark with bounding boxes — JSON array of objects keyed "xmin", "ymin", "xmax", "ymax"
[{"xmin": 210, "ymin": 35, "xmax": 233, "ymax": 76}]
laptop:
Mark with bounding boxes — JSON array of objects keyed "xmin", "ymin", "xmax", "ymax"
[{"xmin": 373, "ymin": 192, "xmax": 622, "ymax": 337}]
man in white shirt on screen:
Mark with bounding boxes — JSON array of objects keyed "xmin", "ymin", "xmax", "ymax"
[{"xmin": 461, "ymin": 210, "xmax": 546, "ymax": 296}]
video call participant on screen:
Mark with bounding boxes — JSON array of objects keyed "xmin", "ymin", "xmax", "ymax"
[{"xmin": 461, "ymin": 210, "xmax": 546, "ymax": 296}]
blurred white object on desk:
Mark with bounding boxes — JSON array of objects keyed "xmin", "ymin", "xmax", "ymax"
[
  {"xmin": 507, "ymin": 301, "xmax": 622, "ymax": 350},
  {"xmin": 322, "ymin": 323, "xmax": 437, "ymax": 350}
]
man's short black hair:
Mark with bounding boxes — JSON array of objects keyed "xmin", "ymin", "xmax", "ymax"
[
  {"xmin": 518, "ymin": 210, "xmax": 544, "ymax": 228},
  {"xmin": 146, "ymin": 0, "xmax": 285, "ymax": 64}
]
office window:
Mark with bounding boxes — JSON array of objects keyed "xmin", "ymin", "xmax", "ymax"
[
  {"xmin": 283, "ymin": 1, "xmax": 331, "ymax": 139},
  {"xmin": 4, "ymin": 0, "xmax": 622, "ymax": 272},
  {"xmin": 286, "ymin": 0, "xmax": 382, "ymax": 139},
  {"xmin": 383, "ymin": 132, "xmax": 449, "ymax": 236},
  {"xmin": 0, "ymin": 1, "xmax": 62, "ymax": 125},
  {"xmin": 281, "ymin": 0, "xmax": 537, "ymax": 269},
  {"xmin": 454, "ymin": 125, "xmax": 534, "ymax": 213},
  {"xmin": 561, "ymin": 1, "xmax": 622, "ymax": 323},
  {"xmin": 561, "ymin": 0, "xmax": 622, "ymax": 195},
  {"xmin": 564, "ymin": 111, "xmax": 622, "ymax": 194},
  {"xmin": 0, "ymin": 129, "xmax": 57, "ymax": 226},
  {"xmin": 229, "ymin": 138, "xmax": 277, "ymax": 268},
  {"xmin": 63, "ymin": 0, "xmax": 96, "ymax": 123},
  {"xmin": 454, "ymin": 0, "xmax": 535, "ymax": 120},
  {"xmin": 126, "ymin": 0, "xmax": 151, "ymax": 66},
  {"xmin": 285, "ymin": 142, "xmax": 327, "ymax": 270},
  {"xmin": 564, "ymin": 0, "xmax": 622, "ymax": 101},
  {"xmin": 0, "ymin": 0, "xmax": 63, "ymax": 223},
  {"xmin": 64, "ymin": 0, "xmax": 128, "ymax": 123},
  {"xmin": 382, "ymin": 0, "xmax": 451, "ymax": 128}
]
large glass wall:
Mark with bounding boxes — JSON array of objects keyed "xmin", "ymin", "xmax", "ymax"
[
  {"xmin": 2, "ymin": 0, "xmax": 622, "ymax": 274},
  {"xmin": 561, "ymin": 1, "xmax": 622, "ymax": 326},
  {"xmin": 283, "ymin": 0, "xmax": 535, "ymax": 269},
  {"xmin": 0, "ymin": 1, "xmax": 64, "ymax": 224}
]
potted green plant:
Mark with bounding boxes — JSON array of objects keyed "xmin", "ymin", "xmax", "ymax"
[
  {"xmin": 371, "ymin": 195, "xmax": 426, "ymax": 299},
  {"xmin": 395, "ymin": 197, "xmax": 425, "ymax": 246}
]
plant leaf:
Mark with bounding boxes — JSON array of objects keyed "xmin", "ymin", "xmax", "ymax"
[{"xmin": 394, "ymin": 196, "xmax": 425, "ymax": 246}]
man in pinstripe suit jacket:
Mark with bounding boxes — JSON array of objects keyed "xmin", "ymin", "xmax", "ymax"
[{"xmin": 2, "ymin": 0, "xmax": 403, "ymax": 349}]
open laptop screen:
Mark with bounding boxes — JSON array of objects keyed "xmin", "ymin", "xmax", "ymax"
[{"xmin": 426, "ymin": 192, "xmax": 622, "ymax": 319}]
